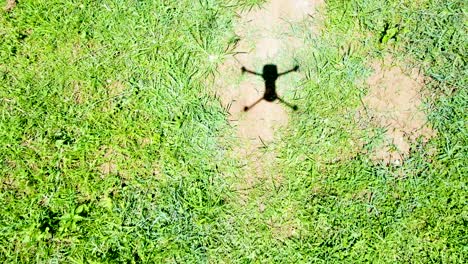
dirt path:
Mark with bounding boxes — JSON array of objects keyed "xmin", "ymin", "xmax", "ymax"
[{"xmin": 215, "ymin": 0, "xmax": 323, "ymax": 193}]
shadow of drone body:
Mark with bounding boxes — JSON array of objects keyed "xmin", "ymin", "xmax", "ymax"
[{"xmin": 241, "ymin": 64, "xmax": 299, "ymax": 111}]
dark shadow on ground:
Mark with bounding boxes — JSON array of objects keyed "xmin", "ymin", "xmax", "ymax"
[{"xmin": 241, "ymin": 64, "xmax": 299, "ymax": 111}]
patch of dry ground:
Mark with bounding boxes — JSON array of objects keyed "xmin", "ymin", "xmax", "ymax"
[
  {"xmin": 216, "ymin": 0, "xmax": 323, "ymax": 180},
  {"xmin": 359, "ymin": 56, "xmax": 435, "ymax": 165},
  {"xmin": 215, "ymin": 0, "xmax": 323, "ymax": 240},
  {"xmin": 4, "ymin": 0, "xmax": 16, "ymax": 12}
]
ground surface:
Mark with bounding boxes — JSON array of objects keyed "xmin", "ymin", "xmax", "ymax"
[
  {"xmin": 1, "ymin": 0, "xmax": 466, "ymax": 263},
  {"xmin": 360, "ymin": 56, "xmax": 435, "ymax": 164},
  {"xmin": 216, "ymin": 0, "xmax": 323, "ymax": 202}
]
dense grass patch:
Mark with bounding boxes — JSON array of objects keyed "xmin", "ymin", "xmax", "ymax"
[{"xmin": 0, "ymin": 0, "xmax": 251, "ymax": 262}]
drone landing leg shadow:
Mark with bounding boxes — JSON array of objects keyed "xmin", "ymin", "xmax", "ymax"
[
  {"xmin": 277, "ymin": 97, "xmax": 298, "ymax": 111},
  {"xmin": 244, "ymin": 97, "xmax": 263, "ymax": 112},
  {"xmin": 244, "ymin": 97, "xmax": 298, "ymax": 112}
]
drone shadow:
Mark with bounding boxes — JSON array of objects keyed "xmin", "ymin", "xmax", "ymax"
[{"xmin": 241, "ymin": 64, "xmax": 299, "ymax": 111}]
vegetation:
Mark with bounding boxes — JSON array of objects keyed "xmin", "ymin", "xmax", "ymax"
[{"xmin": 1, "ymin": 0, "xmax": 466, "ymax": 262}]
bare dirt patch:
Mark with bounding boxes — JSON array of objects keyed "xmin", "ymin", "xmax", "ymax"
[
  {"xmin": 99, "ymin": 147, "xmax": 119, "ymax": 177},
  {"xmin": 4, "ymin": 0, "xmax": 16, "ymax": 12},
  {"xmin": 71, "ymin": 80, "xmax": 86, "ymax": 104},
  {"xmin": 215, "ymin": 0, "xmax": 324, "ymax": 242},
  {"xmin": 102, "ymin": 80, "xmax": 127, "ymax": 111},
  {"xmin": 216, "ymin": 0, "xmax": 323, "ymax": 193},
  {"xmin": 106, "ymin": 80, "xmax": 126, "ymax": 97},
  {"xmin": 217, "ymin": 0, "xmax": 323, "ymax": 147},
  {"xmin": 359, "ymin": 57, "xmax": 435, "ymax": 164}
]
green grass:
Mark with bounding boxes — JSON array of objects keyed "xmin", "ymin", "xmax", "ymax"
[
  {"xmin": 0, "ymin": 0, "xmax": 245, "ymax": 262},
  {"xmin": 1, "ymin": 0, "xmax": 466, "ymax": 263}
]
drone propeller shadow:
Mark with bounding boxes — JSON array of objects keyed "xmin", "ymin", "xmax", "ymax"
[{"xmin": 241, "ymin": 64, "xmax": 299, "ymax": 112}]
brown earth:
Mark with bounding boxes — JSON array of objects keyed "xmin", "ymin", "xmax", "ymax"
[
  {"xmin": 215, "ymin": 0, "xmax": 323, "ymax": 193},
  {"xmin": 359, "ymin": 56, "xmax": 435, "ymax": 165},
  {"xmin": 4, "ymin": 0, "xmax": 16, "ymax": 12},
  {"xmin": 214, "ymin": 0, "xmax": 323, "ymax": 239},
  {"xmin": 216, "ymin": 0, "xmax": 323, "ymax": 148},
  {"xmin": 99, "ymin": 147, "xmax": 119, "ymax": 177}
]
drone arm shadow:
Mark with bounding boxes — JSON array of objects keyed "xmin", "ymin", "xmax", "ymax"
[
  {"xmin": 278, "ymin": 66, "xmax": 299, "ymax": 76},
  {"xmin": 241, "ymin": 67, "xmax": 262, "ymax": 76}
]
